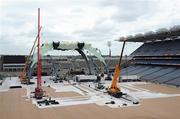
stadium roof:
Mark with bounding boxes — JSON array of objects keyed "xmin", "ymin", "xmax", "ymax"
[{"xmin": 118, "ymin": 25, "xmax": 180, "ymax": 42}]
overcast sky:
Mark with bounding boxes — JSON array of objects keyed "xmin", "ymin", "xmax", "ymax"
[{"xmin": 1, "ymin": 0, "xmax": 180, "ymax": 56}]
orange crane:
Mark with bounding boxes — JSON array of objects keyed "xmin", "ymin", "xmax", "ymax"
[
  {"xmin": 20, "ymin": 27, "xmax": 42, "ymax": 84},
  {"xmin": 107, "ymin": 40, "xmax": 126, "ymax": 98}
]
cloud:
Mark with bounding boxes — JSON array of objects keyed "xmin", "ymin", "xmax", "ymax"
[
  {"xmin": 0, "ymin": 0, "xmax": 180, "ymax": 55},
  {"xmin": 103, "ymin": 0, "xmax": 157, "ymax": 22},
  {"xmin": 74, "ymin": 20, "xmax": 117, "ymax": 41}
]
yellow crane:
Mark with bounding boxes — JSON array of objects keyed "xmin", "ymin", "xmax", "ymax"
[
  {"xmin": 107, "ymin": 40, "xmax": 126, "ymax": 98},
  {"xmin": 20, "ymin": 27, "xmax": 42, "ymax": 84}
]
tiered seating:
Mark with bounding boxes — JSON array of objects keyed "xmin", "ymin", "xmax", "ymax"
[
  {"xmin": 142, "ymin": 67, "xmax": 175, "ymax": 81},
  {"xmin": 138, "ymin": 66, "xmax": 162, "ymax": 77},
  {"xmin": 131, "ymin": 39, "xmax": 180, "ymax": 56},
  {"xmin": 166, "ymin": 77, "xmax": 180, "ymax": 87},
  {"xmin": 59, "ymin": 62, "xmax": 73, "ymax": 69},
  {"xmin": 152, "ymin": 69, "xmax": 180, "ymax": 83},
  {"xmin": 72, "ymin": 62, "xmax": 80, "ymax": 69},
  {"xmin": 77, "ymin": 60, "xmax": 87, "ymax": 68},
  {"xmin": 121, "ymin": 65, "xmax": 180, "ymax": 86},
  {"xmin": 121, "ymin": 38, "xmax": 180, "ymax": 87},
  {"xmin": 127, "ymin": 66, "xmax": 151, "ymax": 75},
  {"xmin": 134, "ymin": 59, "xmax": 180, "ymax": 66},
  {"xmin": 121, "ymin": 65, "xmax": 142, "ymax": 75}
]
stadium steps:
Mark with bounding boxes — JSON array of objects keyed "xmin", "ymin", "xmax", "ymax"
[
  {"xmin": 126, "ymin": 66, "xmax": 151, "ymax": 75},
  {"xmin": 121, "ymin": 65, "xmax": 143, "ymax": 75},
  {"xmin": 152, "ymin": 69, "xmax": 180, "ymax": 83},
  {"xmin": 165, "ymin": 76, "xmax": 180, "ymax": 87},
  {"xmin": 142, "ymin": 68, "xmax": 175, "ymax": 81},
  {"xmin": 150, "ymin": 68, "xmax": 177, "ymax": 82},
  {"xmin": 140, "ymin": 66, "xmax": 163, "ymax": 80}
]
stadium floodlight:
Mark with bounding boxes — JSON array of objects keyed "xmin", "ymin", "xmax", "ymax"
[{"xmin": 107, "ymin": 41, "xmax": 112, "ymax": 56}]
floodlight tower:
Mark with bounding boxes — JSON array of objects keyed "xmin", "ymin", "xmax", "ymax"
[
  {"xmin": 107, "ymin": 41, "xmax": 111, "ymax": 57},
  {"xmin": 35, "ymin": 8, "xmax": 44, "ymax": 99}
]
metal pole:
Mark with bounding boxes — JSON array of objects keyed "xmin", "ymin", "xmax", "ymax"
[{"xmin": 37, "ymin": 8, "xmax": 41, "ymax": 89}]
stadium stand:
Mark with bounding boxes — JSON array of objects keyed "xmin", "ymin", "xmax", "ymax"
[
  {"xmin": 119, "ymin": 25, "xmax": 180, "ymax": 87},
  {"xmin": 131, "ymin": 40, "xmax": 180, "ymax": 56}
]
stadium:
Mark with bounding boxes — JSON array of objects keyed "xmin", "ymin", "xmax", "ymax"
[{"xmin": 0, "ymin": 1, "xmax": 180, "ymax": 119}]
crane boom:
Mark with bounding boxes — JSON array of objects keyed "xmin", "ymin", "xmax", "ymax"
[{"xmin": 20, "ymin": 27, "xmax": 42, "ymax": 84}]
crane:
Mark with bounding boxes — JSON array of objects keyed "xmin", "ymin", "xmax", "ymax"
[
  {"xmin": 107, "ymin": 40, "xmax": 126, "ymax": 98},
  {"xmin": 34, "ymin": 8, "xmax": 44, "ymax": 99},
  {"xmin": 20, "ymin": 27, "xmax": 42, "ymax": 84}
]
